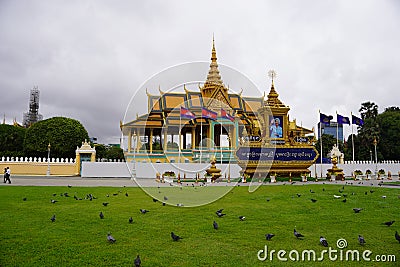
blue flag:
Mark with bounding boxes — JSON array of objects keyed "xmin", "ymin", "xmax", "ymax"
[
  {"xmin": 320, "ymin": 113, "xmax": 333, "ymax": 126},
  {"xmin": 337, "ymin": 114, "xmax": 350, "ymax": 125},
  {"xmin": 352, "ymin": 115, "xmax": 364, "ymax": 126}
]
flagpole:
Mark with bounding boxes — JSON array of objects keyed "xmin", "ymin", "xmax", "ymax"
[
  {"xmin": 336, "ymin": 111, "xmax": 339, "ymax": 149},
  {"xmin": 351, "ymin": 112, "xmax": 355, "ymax": 162},
  {"xmin": 220, "ymin": 115, "xmax": 223, "ymax": 164},
  {"xmin": 319, "ymin": 110, "xmax": 322, "ymax": 178},
  {"xmin": 179, "ymin": 107, "xmax": 182, "ymax": 165},
  {"xmin": 200, "ymin": 111, "xmax": 202, "ymax": 163}
]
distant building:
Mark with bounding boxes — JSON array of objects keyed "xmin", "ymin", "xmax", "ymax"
[
  {"xmin": 318, "ymin": 122, "xmax": 343, "ymax": 141},
  {"xmin": 23, "ymin": 87, "xmax": 43, "ymax": 127}
]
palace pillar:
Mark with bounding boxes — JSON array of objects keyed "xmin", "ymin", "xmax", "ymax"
[
  {"xmin": 191, "ymin": 127, "xmax": 195, "ymax": 149},
  {"xmin": 128, "ymin": 130, "xmax": 132, "ymax": 153},
  {"xmin": 149, "ymin": 128, "xmax": 153, "ymax": 153}
]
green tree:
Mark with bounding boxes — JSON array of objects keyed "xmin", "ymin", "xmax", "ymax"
[
  {"xmin": 359, "ymin": 101, "xmax": 378, "ymax": 120},
  {"xmin": 376, "ymin": 108, "xmax": 400, "ymax": 160},
  {"xmin": 24, "ymin": 117, "xmax": 89, "ymax": 158},
  {"xmin": 0, "ymin": 124, "xmax": 26, "ymax": 157}
]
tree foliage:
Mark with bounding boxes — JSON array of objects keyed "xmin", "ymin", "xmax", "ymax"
[
  {"xmin": 349, "ymin": 102, "xmax": 400, "ymax": 161},
  {"xmin": 95, "ymin": 144, "xmax": 124, "ymax": 160},
  {"xmin": 0, "ymin": 124, "xmax": 26, "ymax": 157},
  {"xmin": 24, "ymin": 117, "xmax": 89, "ymax": 158}
]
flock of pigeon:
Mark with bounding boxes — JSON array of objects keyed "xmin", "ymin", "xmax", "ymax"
[{"xmin": 27, "ymin": 182, "xmax": 399, "ymax": 266}]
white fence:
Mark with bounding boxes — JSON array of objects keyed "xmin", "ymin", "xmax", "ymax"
[{"xmin": 0, "ymin": 156, "xmax": 75, "ymax": 163}]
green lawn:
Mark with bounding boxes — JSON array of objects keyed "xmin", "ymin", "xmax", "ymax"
[{"xmin": 0, "ymin": 184, "xmax": 399, "ymax": 266}]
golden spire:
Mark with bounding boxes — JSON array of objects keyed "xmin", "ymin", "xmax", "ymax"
[
  {"xmin": 266, "ymin": 69, "xmax": 284, "ymax": 107},
  {"xmin": 205, "ymin": 36, "xmax": 223, "ymax": 87}
]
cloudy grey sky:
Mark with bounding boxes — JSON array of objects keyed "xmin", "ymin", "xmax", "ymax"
[{"xmin": 1, "ymin": 0, "xmax": 399, "ymax": 144}]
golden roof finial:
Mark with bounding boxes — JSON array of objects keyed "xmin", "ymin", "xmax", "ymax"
[
  {"xmin": 204, "ymin": 36, "xmax": 223, "ymax": 87},
  {"xmin": 266, "ymin": 69, "xmax": 285, "ymax": 107}
]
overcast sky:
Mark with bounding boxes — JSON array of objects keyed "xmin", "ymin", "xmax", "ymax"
[{"xmin": 1, "ymin": 0, "xmax": 399, "ymax": 144}]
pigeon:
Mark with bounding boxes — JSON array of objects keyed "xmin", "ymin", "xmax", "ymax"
[
  {"xmin": 176, "ymin": 203, "xmax": 184, "ymax": 207},
  {"xmin": 52, "ymin": 193, "xmax": 57, "ymax": 196},
  {"xmin": 140, "ymin": 209, "xmax": 149, "ymax": 214},
  {"xmin": 294, "ymin": 229, "xmax": 304, "ymax": 239},
  {"xmin": 134, "ymin": 255, "xmax": 141, "ymax": 267},
  {"xmin": 339, "ymin": 189, "xmax": 344, "ymax": 193},
  {"xmin": 239, "ymin": 216, "xmax": 246, "ymax": 221},
  {"xmin": 322, "ymin": 188, "xmax": 325, "ymax": 191},
  {"xmin": 311, "ymin": 199, "xmax": 317, "ymax": 203},
  {"xmin": 370, "ymin": 190, "xmax": 375, "ymax": 194},
  {"xmin": 342, "ymin": 199, "xmax": 347, "ymax": 203},
  {"xmin": 365, "ymin": 192, "xmax": 368, "ymax": 195},
  {"xmin": 162, "ymin": 202, "xmax": 166, "ymax": 206},
  {"xmin": 50, "ymin": 214, "xmax": 56, "ymax": 222},
  {"xmin": 63, "ymin": 192, "xmax": 70, "ymax": 197},
  {"xmin": 343, "ymin": 194, "xmax": 348, "ymax": 198},
  {"xmin": 334, "ymin": 195, "xmax": 341, "ymax": 199},
  {"xmin": 68, "ymin": 185, "xmax": 72, "ymax": 188},
  {"xmin": 99, "ymin": 211, "xmax": 104, "ymax": 219},
  {"xmin": 265, "ymin": 233, "xmax": 275, "ymax": 240},
  {"xmin": 395, "ymin": 231, "xmax": 400, "ymax": 243},
  {"xmin": 358, "ymin": 235, "xmax": 366, "ymax": 245},
  {"xmin": 164, "ymin": 196, "xmax": 168, "ymax": 201},
  {"xmin": 22, "ymin": 197, "xmax": 27, "ymax": 201},
  {"xmin": 213, "ymin": 221, "xmax": 219, "ymax": 230},
  {"xmin": 125, "ymin": 192, "xmax": 129, "ymax": 197},
  {"xmin": 216, "ymin": 209, "xmax": 224, "ymax": 213},
  {"xmin": 129, "ymin": 217, "xmax": 133, "ymax": 224},
  {"xmin": 216, "ymin": 212, "xmax": 226, "ymax": 218},
  {"xmin": 381, "ymin": 196, "xmax": 386, "ymax": 199},
  {"xmin": 152, "ymin": 198, "xmax": 158, "ymax": 202},
  {"xmin": 107, "ymin": 233, "xmax": 116, "ymax": 243},
  {"xmin": 296, "ymin": 194, "xmax": 301, "ymax": 197},
  {"xmin": 353, "ymin": 208, "xmax": 362, "ymax": 213},
  {"xmin": 310, "ymin": 189, "xmax": 315, "ymax": 193},
  {"xmin": 383, "ymin": 221, "xmax": 395, "ymax": 227},
  {"xmin": 320, "ymin": 236, "xmax": 328, "ymax": 247},
  {"xmin": 51, "ymin": 199, "xmax": 58, "ymax": 203},
  {"xmin": 171, "ymin": 232, "xmax": 182, "ymax": 241},
  {"xmin": 102, "ymin": 202, "xmax": 109, "ymax": 207}
]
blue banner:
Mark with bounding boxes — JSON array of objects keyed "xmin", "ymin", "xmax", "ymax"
[{"xmin": 236, "ymin": 147, "xmax": 318, "ymax": 162}]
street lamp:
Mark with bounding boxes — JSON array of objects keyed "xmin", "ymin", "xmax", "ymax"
[
  {"xmin": 370, "ymin": 150, "xmax": 372, "ymax": 163},
  {"xmin": 46, "ymin": 143, "xmax": 51, "ymax": 176},
  {"xmin": 373, "ymin": 138, "xmax": 378, "ymax": 177}
]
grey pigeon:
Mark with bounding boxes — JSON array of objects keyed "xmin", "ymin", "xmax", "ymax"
[
  {"xmin": 239, "ymin": 216, "xmax": 245, "ymax": 221},
  {"xmin": 311, "ymin": 199, "xmax": 317, "ymax": 203},
  {"xmin": 353, "ymin": 208, "xmax": 362, "ymax": 213},
  {"xmin": 320, "ymin": 236, "xmax": 328, "ymax": 247},
  {"xmin": 383, "ymin": 220, "xmax": 395, "ymax": 226},
  {"xmin": 102, "ymin": 202, "xmax": 109, "ymax": 207},
  {"xmin": 22, "ymin": 197, "xmax": 27, "ymax": 201},
  {"xmin": 213, "ymin": 221, "xmax": 218, "ymax": 230},
  {"xmin": 51, "ymin": 199, "xmax": 58, "ymax": 203},
  {"xmin": 216, "ymin": 209, "xmax": 224, "ymax": 213},
  {"xmin": 152, "ymin": 198, "xmax": 158, "ymax": 202},
  {"xmin": 395, "ymin": 231, "xmax": 400, "ymax": 243},
  {"xmin": 216, "ymin": 211, "xmax": 226, "ymax": 217},
  {"xmin": 129, "ymin": 217, "xmax": 133, "ymax": 224},
  {"xmin": 134, "ymin": 255, "xmax": 141, "ymax": 267},
  {"xmin": 107, "ymin": 233, "xmax": 116, "ymax": 243},
  {"xmin": 50, "ymin": 214, "xmax": 56, "ymax": 222},
  {"xmin": 171, "ymin": 232, "xmax": 182, "ymax": 241},
  {"xmin": 358, "ymin": 235, "xmax": 366, "ymax": 245},
  {"xmin": 265, "ymin": 233, "xmax": 275, "ymax": 240},
  {"xmin": 99, "ymin": 211, "xmax": 104, "ymax": 219},
  {"xmin": 294, "ymin": 229, "xmax": 304, "ymax": 239},
  {"xmin": 164, "ymin": 196, "xmax": 168, "ymax": 201},
  {"xmin": 296, "ymin": 194, "xmax": 301, "ymax": 197},
  {"xmin": 125, "ymin": 192, "xmax": 129, "ymax": 197},
  {"xmin": 310, "ymin": 189, "xmax": 315, "ymax": 193},
  {"xmin": 140, "ymin": 209, "xmax": 149, "ymax": 214},
  {"xmin": 342, "ymin": 199, "xmax": 347, "ymax": 203}
]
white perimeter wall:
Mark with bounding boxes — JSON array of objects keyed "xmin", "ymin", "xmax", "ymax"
[{"xmin": 81, "ymin": 162, "xmax": 400, "ymax": 178}]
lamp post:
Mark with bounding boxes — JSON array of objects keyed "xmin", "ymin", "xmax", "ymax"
[
  {"xmin": 370, "ymin": 150, "xmax": 372, "ymax": 163},
  {"xmin": 373, "ymin": 138, "xmax": 378, "ymax": 177},
  {"xmin": 46, "ymin": 143, "xmax": 51, "ymax": 176}
]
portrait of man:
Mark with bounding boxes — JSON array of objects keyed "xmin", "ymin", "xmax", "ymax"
[{"xmin": 270, "ymin": 117, "xmax": 283, "ymax": 138}]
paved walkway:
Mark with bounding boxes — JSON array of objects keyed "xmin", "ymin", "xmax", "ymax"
[{"xmin": 1, "ymin": 175, "xmax": 399, "ymax": 188}]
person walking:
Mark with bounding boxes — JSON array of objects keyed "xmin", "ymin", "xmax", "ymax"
[
  {"xmin": 3, "ymin": 168, "xmax": 6, "ymax": 183},
  {"xmin": 4, "ymin": 167, "xmax": 11, "ymax": 184}
]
